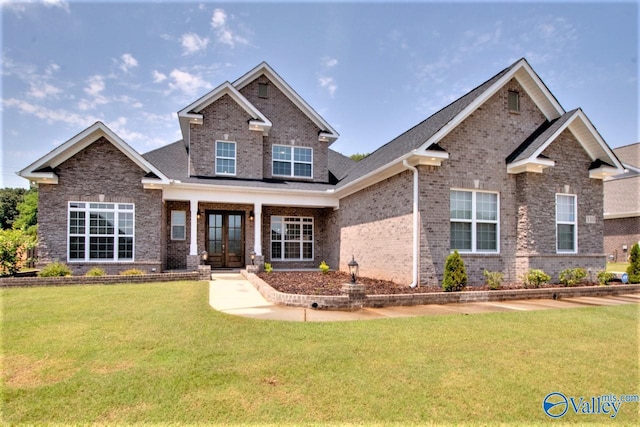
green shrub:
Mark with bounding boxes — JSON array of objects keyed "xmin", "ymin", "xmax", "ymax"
[
  {"xmin": 119, "ymin": 268, "xmax": 145, "ymax": 276},
  {"xmin": 521, "ymin": 269, "xmax": 550, "ymax": 288},
  {"xmin": 627, "ymin": 243, "xmax": 640, "ymax": 284},
  {"xmin": 85, "ymin": 267, "xmax": 106, "ymax": 277},
  {"xmin": 0, "ymin": 228, "xmax": 36, "ymax": 276},
  {"xmin": 39, "ymin": 261, "xmax": 72, "ymax": 277},
  {"xmin": 597, "ymin": 270, "xmax": 615, "ymax": 286},
  {"xmin": 483, "ymin": 270, "xmax": 503, "ymax": 290},
  {"xmin": 442, "ymin": 250, "xmax": 467, "ymax": 292},
  {"xmin": 319, "ymin": 261, "xmax": 330, "ymax": 274},
  {"xmin": 264, "ymin": 262, "xmax": 273, "ymax": 273},
  {"xmin": 558, "ymin": 267, "xmax": 587, "ymax": 287}
]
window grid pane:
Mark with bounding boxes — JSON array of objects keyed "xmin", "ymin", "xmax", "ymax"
[
  {"xmin": 476, "ymin": 193, "xmax": 497, "ymax": 221},
  {"xmin": 476, "ymin": 223, "xmax": 497, "ymax": 251},
  {"xmin": 450, "ymin": 191, "xmax": 472, "ymax": 220},
  {"xmin": 270, "ymin": 216, "xmax": 313, "ymax": 260},
  {"xmin": 69, "ymin": 203, "xmax": 134, "ymax": 261},
  {"xmin": 216, "ymin": 141, "xmax": 236, "ymax": 175},
  {"xmin": 557, "ymin": 224, "xmax": 575, "ymax": 251},
  {"xmin": 450, "ymin": 190, "xmax": 499, "ymax": 252},
  {"xmin": 273, "ymin": 145, "xmax": 312, "ymax": 178},
  {"xmin": 450, "ymin": 222, "xmax": 472, "ymax": 251}
]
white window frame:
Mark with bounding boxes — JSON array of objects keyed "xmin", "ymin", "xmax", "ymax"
[
  {"xmin": 272, "ymin": 145, "xmax": 313, "ymax": 178},
  {"xmin": 215, "ymin": 140, "xmax": 236, "ymax": 176},
  {"xmin": 450, "ymin": 189, "xmax": 500, "ymax": 253},
  {"xmin": 270, "ymin": 216, "xmax": 314, "ymax": 261},
  {"xmin": 556, "ymin": 193, "xmax": 578, "ymax": 254},
  {"xmin": 171, "ymin": 210, "xmax": 186, "ymax": 241},
  {"xmin": 68, "ymin": 202, "xmax": 135, "ymax": 262}
]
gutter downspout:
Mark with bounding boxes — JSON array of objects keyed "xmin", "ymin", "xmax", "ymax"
[{"xmin": 403, "ymin": 159, "xmax": 419, "ymax": 288}]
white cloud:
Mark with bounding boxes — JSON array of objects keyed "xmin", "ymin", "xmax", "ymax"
[
  {"xmin": 323, "ymin": 57, "xmax": 338, "ymax": 68},
  {"xmin": 42, "ymin": 0, "xmax": 70, "ymax": 12},
  {"xmin": 119, "ymin": 53, "xmax": 138, "ymax": 72},
  {"xmin": 181, "ymin": 32, "xmax": 209, "ymax": 55},
  {"xmin": 152, "ymin": 70, "xmax": 167, "ymax": 83},
  {"xmin": 210, "ymin": 8, "xmax": 249, "ymax": 48},
  {"xmin": 79, "ymin": 75, "xmax": 109, "ymax": 109},
  {"xmin": 2, "ymin": 0, "xmax": 70, "ymax": 15},
  {"xmin": 27, "ymin": 81, "xmax": 62, "ymax": 99},
  {"xmin": 318, "ymin": 76, "xmax": 337, "ymax": 97},
  {"xmin": 3, "ymin": 98, "xmax": 100, "ymax": 127},
  {"xmin": 84, "ymin": 75, "xmax": 105, "ymax": 97},
  {"xmin": 168, "ymin": 69, "xmax": 212, "ymax": 96}
]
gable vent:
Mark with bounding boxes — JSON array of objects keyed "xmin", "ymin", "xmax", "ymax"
[{"xmin": 508, "ymin": 90, "xmax": 520, "ymax": 112}]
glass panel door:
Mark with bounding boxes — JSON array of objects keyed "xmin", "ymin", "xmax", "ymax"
[{"xmin": 206, "ymin": 211, "xmax": 244, "ymax": 268}]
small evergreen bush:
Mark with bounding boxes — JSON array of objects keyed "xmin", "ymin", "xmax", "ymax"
[
  {"xmin": 85, "ymin": 267, "xmax": 106, "ymax": 277},
  {"xmin": 38, "ymin": 261, "xmax": 72, "ymax": 277},
  {"xmin": 264, "ymin": 262, "xmax": 273, "ymax": 273},
  {"xmin": 597, "ymin": 270, "xmax": 615, "ymax": 286},
  {"xmin": 319, "ymin": 261, "xmax": 330, "ymax": 274},
  {"xmin": 558, "ymin": 267, "xmax": 587, "ymax": 287},
  {"xmin": 627, "ymin": 243, "xmax": 640, "ymax": 284},
  {"xmin": 442, "ymin": 250, "xmax": 467, "ymax": 292},
  {"xmin": 483, "ymin": 270, "xmax": 503, "ymax": 290},
  {"xmin": 120, "ymin": 268, "xmax": 145, "ymax": 276},
  {"xmin": 521, "ymin": 269, "xmax": 550, "ymax": 288}
]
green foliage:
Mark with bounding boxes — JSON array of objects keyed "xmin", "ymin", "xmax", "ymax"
[
  {"xmin": 120, "ymin": 268, "xmax": 145, "ymax": 276},
  {"xmin": 13, "ymin": 189, "xmax": 38, "ymax": 236},
  {"xmin": 442, "ymin": 250, "xmax": 467, "ymax": 292},
  {"xmin": 627, "ymin": 243, "xmax": 640, "ymax": 284},
  {"xmin": 319, "ymin": 260, "xmax": 330, "ymax": 274},
  {"xmin": 85, "ymin": 267, "xmax": 106, "ymax": 277},
  {"xmin": 558, "ymin": 267, "xmax": 587, "ymax": 287},
  {"xmin": 521, "ymin": 269, "xmax": 551, "ymax": 288},
  {"xmin": 0, "ymin": 187, "xmax": 27, "ymax": 229},
  {"xmin": 597, "ymin": 270, "xmax": 615, "ymax": 286},
  {"xmin": 38, "ymin": 261, "xmax": 72, "ymax": 277},
  {"xmin": 483, "ymin": 270, "xmax": 503, "ymax": 290},
  {"xmin": 264, "ymin": 262, "xmax": 273, "ymax": 273},
  {"xmin": 349, "ymin": 153, "xmax": 369, "ymax": 162},
  {"xmin": 0, "ymin": 228, "xmax": 36, "ymax": 276}
]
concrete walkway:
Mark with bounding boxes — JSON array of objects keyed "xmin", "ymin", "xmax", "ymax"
[{"xmin": 209, "ymin": 273, "xmax": 640, "ymax": 322}]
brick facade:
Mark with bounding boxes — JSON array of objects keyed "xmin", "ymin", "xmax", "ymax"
[
  {"xmin": 37, "ymin": 137, "xmax": 163, "ymax": 275},
  {"xmin": 604, "ymin": 217, "xmax": 640, "ymax": 262}
]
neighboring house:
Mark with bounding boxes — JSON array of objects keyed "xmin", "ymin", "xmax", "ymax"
[
  {"xmin": 603, "ymin": 142, "xmax": 640, "ymax": 262},
  {"xmin": 19, "ymin": 58, "xmax": 624, "ymax": 286}
]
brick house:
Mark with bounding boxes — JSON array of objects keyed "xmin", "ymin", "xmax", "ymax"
[
  {"xmin": 604, "ymin": 142, "xmax": 640, "ymax": 262},
  {"xmin": 18, "ymin": 58, "xmax": 624, "ymax": 285}
]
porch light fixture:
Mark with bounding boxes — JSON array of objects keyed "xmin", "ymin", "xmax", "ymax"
[
  {"xmin": 249, "ymin": 211, "xmax": 254, "ymax": 221},
  {"xmin": 348, "ymin": 255, "xmax": 359, "ymax": 284},
  {"xmin": 197, "ymin": 209, "xmax": 202, "ymax": 220},
  {"xmin": 200, "ymin": 250, "xmax": 208, "ymax": 263},
  {"xmin": 250, "ymin": 250, "xmax": 256, "ymax": 265}
]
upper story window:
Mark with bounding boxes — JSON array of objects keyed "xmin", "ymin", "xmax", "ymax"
[
  {"xmin": 508, "ymin": 90, "xmax": 520, "ymax": 112},
  {"xmin": 556, "ymin": 194, "xmax": 577, "ymax": 253},
  {"xmin": 450, "ymin": 190, "xmax": 499, "ymax": 253},
  {"xmin": 171, "ymin": 210, "xmax": 186, "ymax": 240},
  {"xmin": 272, "ymin": 145, "xmax": 313, "ymax": 178},
  {"xmin": 68, "ymin": 202, "xmax": 134, "ymax": 262},
  {"xmin": 258, "ymin": 83, "xmax": 269, "ymax": 98},
  {"xmin": 215, "ymin": 141, "xmax": 236, "ymax": 175}
]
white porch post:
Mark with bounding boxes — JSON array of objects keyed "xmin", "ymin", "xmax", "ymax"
[
  {"xmin": 190, "ymin": 199, "xmax": 199, "ymax": 256},
  {"xmin": 253, "ymin": 202, "xmax": 262, "ymax": 256}
]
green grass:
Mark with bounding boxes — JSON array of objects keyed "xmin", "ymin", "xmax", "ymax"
[
  {"xmin": 2, "ymin": 282, "xmax": 639, "ymax": 425},
  {"xmin": 607, "ymin": 262, "xmax": 630, "ymax": 272}
]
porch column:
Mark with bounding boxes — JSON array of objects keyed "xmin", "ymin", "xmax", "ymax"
[
  {"xmin": 190, "ymin": 199, "xmax": 198, "ymax": 256},
  {"xmin": 253, "ymin": 202, "xmax": 262, "ymax": 256}
]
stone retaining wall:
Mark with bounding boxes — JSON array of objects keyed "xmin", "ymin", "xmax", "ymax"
[{"xmin": 242, "ymin": 270, "xmax": 640, "ymax": 310}]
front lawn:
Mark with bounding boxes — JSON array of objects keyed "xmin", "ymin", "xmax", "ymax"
[
  {"xmin": 2, "ymin": 281, "xmax": 638, "ymax": 425},
  {"xmin": 607, "ymin": 262, "xmax": 630, "ymax": 272}
]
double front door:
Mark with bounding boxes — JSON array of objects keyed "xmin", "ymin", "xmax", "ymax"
[{"xmin": 206, "ymin": 211, "xmax": 244, "ymax": 268}]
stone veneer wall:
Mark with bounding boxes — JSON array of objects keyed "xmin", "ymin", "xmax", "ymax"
[
  {"xmin": 604, "ymin": 217, "xmax": 640, "ymax": 262},
  {"xmin": 37, "ymin": 137, "xmax": 163, "ymax": 276},
  {"xmin": 239, "ymin": 75, "xmax": 328, "ymax": 182}
]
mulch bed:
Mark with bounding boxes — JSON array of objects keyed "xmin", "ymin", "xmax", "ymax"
[{"xmin": 256, "ymin": 271, "xmax": 622, "ymax": 296}]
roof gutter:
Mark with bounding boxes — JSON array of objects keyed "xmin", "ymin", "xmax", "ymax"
[{"xmin": 402, "ymin": 159, "xmax": 420, "ymax": 288}]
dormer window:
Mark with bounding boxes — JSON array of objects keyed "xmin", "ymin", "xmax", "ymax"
[
  {"xmin": 508, "ymin": 90, "xmax": 520, "ymax": 112},
  {"xmin": 258, "ymin": 83, "xmax": 269, "ymax": 98}
]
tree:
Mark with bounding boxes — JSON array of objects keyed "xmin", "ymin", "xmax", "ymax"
[
  {"xmin": 442, "ymin": 250, "xmax": 467, "ymax": 292},
  {"xmin": 0, "ymin": 188, "xmax": 26, "ymax": 229},
  {"xmin": 0, "ymin": 229, "xmax": 36, "ymax": 276},
  {"xmin": 349, "ymin": 153, "xmax": 369, "ymax": 162},
  {"xmin": 627, "ymin": 243, "xmax": 640, "ymax": 284},
  {"xmin": 13, "ymin": 188, "xmax": 38, "ymax": 236}
]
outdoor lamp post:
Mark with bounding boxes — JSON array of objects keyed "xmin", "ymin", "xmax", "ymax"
[
  {"xmin": 250, "ymin": 250, "xmax": 256, "ymax": 265},
  {"xmin": 348, "ymin": 255, "xmax": 359, "ymax": 284}
]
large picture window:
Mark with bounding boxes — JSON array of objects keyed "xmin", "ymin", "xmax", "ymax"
[
  {"xmin": 556, "ymin": 194, "xmax": 577, "ymax": 253},
  {"xmin": 68, "ymin": 202, "xmax": 134, "ymax": 261},
  {"xmin": 450, "ymin": 190, "xmax": 499, "ymax": 253},
  {"xmin": 215, "ymin": 141, "xmax": 236, "ymax": 175},
  {"xmin": 270, "ymin": 216, "xmax": 314, "ymax": 260},
  {"xmin": 272, "ymin": 145, "xmax": 312, "ymax": 178}
]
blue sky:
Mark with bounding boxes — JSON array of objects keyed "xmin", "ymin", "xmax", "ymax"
[{"xmin": 1, "ymin": 0, "xmax": 638, "ymax": 188}]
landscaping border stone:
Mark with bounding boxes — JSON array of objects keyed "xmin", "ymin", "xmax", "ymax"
[{"xmin": 242, "ymin": 270, "xmax": 640, "ymax": 310}]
